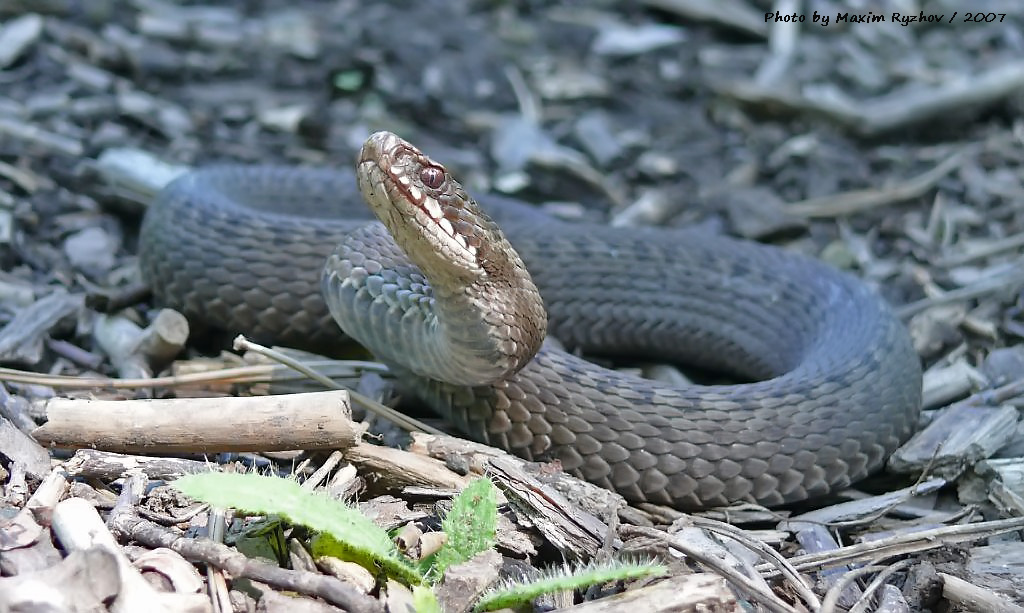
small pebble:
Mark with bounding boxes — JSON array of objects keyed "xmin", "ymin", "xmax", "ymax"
[
  {"xmin": 592, "ymin": 22, "xmax": 686, "ymax": 57},
  {"xmin": 980, "ymin": 346, "xmax": 1024, "ymax": 386},
  {"xmin": 0, "ymin": 13, "xmax": 44, "ymax": 69},
  {"xmin": 574, "ymin": 111, "xmax": 623, "ymax": 166},
  {"xmin": 63, "ymin": 226, "xmax": 119, "ymax": 273}
]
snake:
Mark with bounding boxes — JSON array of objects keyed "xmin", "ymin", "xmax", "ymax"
[{"xmin": 139, "ymin": 131, "xmax": 922, "ymax": 510}]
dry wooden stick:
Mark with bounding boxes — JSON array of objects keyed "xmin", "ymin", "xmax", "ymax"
[
  {"xmin": 847, "ymin": 559, "xmax": 916, "ymax": 613},
  {"xmin": 549, "ymin": 576, "xmax": 738, "ymax": 612},
  {"xmin": 896, "ymin": 259, "xmax": 1024, "ymax": 319},
  {"xmin": 787, "ymin": 152, "xmax": 965, "ymax": 218},
  {"xmin": 108, "ymin": 511, "xmax": 384, "ymax": 613},
  {"xmin": 720, "ymin": 60, "xmax": 1024, "ymax": 136},
  {"xmin": 686, "ymin": 516, "xmax": 820, "ymax": 611},
  {"xmin": 937, "ymin": 231, "xmax": 1024, "ymax": 267},
  {"xmin": 32, "ymin": 390, "xmax": 363, "ymax": 452},
  {"xmin": 759, "ymin": 516, "xmax": 1024, "ymax": 575},
  {"xmin": 622, "ymin": 525, "xmax": 798, "ymax": 613},
  {"xmin": 939, "ymin": 572, "xmax": 1024, "ymax": 613},
  {"xmin": 0, "ymin": 360, "xmax": 385, "ymax": 389}
]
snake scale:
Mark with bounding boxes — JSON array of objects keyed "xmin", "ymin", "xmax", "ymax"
[{"xmin": 140, "ymin": 131, "xmax": 922, "ymax": 510}]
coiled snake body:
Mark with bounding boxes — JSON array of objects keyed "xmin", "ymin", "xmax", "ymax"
[{"xmin": 140, "ymin": 132, "xmax": 922, "ymax": 510}]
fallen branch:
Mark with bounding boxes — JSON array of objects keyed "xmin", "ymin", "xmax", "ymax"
[
  {"xmin": 787, "ymin": 152, "xmax": 965, "ymax": 218},
  {"xmin": 32, "ymin": 390, "xmax": 363, "ymax": 452}
]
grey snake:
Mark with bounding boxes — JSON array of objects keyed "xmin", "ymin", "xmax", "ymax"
[{"xmin": 139, "ymin": 131, "xmax": 922, "ymax": 510}]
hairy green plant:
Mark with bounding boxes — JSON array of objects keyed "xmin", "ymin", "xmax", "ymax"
[
  {"xmin": 174, "ymin": 472, "xmax": 664, "ymax": 613},
  {"xmin": 428, "ymin": 477, "xmax": 497, "ymax": 579},
  {"xmin": 474, "ymin": 559, "xmax": 667, "ymax": 612},
  {"xmin": 173, "ymin": 472, "xmax": 421, "ymax": 585},
  {"xmin": 412, "ymin": 585, "xmax": 442, "ymax": 613}
]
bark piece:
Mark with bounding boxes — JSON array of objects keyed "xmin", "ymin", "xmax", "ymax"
[{"xmin": 888, "ymin": 404, "xmax": 1020, "ymax": 478}]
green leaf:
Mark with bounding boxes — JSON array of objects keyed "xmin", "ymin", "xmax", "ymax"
[
  {"xmin": 174, "ymin": 472, "xmax": 422, "ymax": 584},
  {"xmin": 412, "ymin": 585, "xmax": 442, "ymax": 613},
  {"xmin": 431, "ymin": 477, "xmax": 497, "ymax": 580},
  {"xmin": 475, "ymin": 560, "xmax": 666, "ymax": 612},
  {"xmin": 230, "ymin": 516, "xmax": 288, "ymax": 566}
]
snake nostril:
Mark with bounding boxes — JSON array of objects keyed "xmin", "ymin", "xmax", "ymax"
[{"xmin": 420, "ymin": 166, "xmax": 444, "ymax": 189}]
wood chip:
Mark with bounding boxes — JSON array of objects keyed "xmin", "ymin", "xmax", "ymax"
[
  {"xmin": 551, "ymin": 575, "xmax": 737, "ymax": 612},
  {"xmin": 888, "ymin": 404, "xmax": 1020, "ymax": 478},
  {"xmin": 0, "ymin": 291, "xmax": 84, "ymax": 365},
  {"xmin": 488, "ymin": 458, "xmax": 609, "ymax": 561}
]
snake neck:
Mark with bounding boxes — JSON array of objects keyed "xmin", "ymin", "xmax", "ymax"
[{"xmin": 322, "ymin": 222, "xmax": 546, "ymax": 386}]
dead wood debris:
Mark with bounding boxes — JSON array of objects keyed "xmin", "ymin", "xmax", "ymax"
[
  {"xmin": 2, "ymin": 0, "xmax": 1024, "ymax": 611},
  {"xmin": 719, "ymin": 61, "xmax": 1024, "ymax": 137},
  {"xmin": 32, "ymin": 390, "xmax": 364, "ymax": 453}
]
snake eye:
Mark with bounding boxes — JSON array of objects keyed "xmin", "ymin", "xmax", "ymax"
[{"xmin": 420, "ymin": 166, "xmax": 444, "ymax": 189}]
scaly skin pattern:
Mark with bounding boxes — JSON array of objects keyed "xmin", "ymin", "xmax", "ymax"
[{"xmin": 141, "ymin": 133, "xmax": 922, "ymax": 510}]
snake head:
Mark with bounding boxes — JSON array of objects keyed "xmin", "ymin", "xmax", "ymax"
[{"xmin": 357, "ymin": 131, "xmax": 501, "ymax": 284}]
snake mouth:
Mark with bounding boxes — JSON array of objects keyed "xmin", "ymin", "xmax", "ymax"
[{"xmin": 358, "ymin": 132, "xmax": 485, "ymax": 272}]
